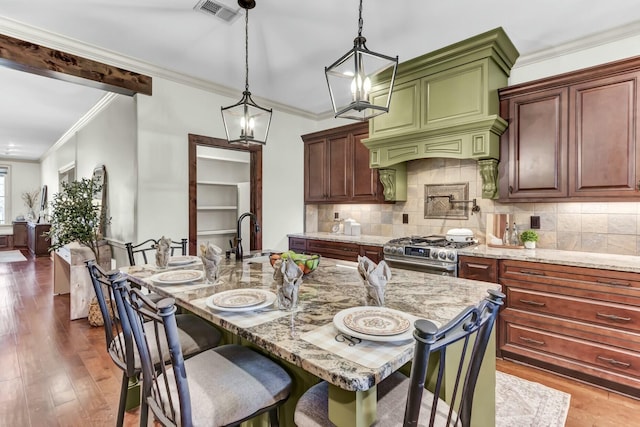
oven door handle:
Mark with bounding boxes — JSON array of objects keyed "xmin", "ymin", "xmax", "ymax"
[{"xmin": 384, "ymin": 256, "xmax": 457, "ymax": 272}]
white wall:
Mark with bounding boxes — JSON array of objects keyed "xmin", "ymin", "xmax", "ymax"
[
  {"xmin": 40, "ymin": 94, "xmax": 137, "ymax": 265},
  {"xmin": 135, "ymin": 77, "xmax": 319, "ymax": 252},
  {"xmin": 510, "ymin": 34, "xmax": 640, "ymax": 85}
]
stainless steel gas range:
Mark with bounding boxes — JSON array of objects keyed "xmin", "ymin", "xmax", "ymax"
[{"xmin": 382, "ymin": 235, "xmax": 476, "ymax": 276}]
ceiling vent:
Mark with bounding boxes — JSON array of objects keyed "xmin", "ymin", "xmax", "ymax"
[{"xmin": 194, "ymin": 0, "xmax": 241, "ymax": 23}]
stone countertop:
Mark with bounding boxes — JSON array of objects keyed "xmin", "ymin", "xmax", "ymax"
[
  {"xmin": 459, "ymin": 244, "xmax": 640, "ymax": 274},
  {"xmin": 124, "ymin": 257, "xmax": 499, "ymax": 392},
  {"xmin": 288, "ymin": 232, "xmax": 388, "ymax": 246},
  {"xmin": 290, "ymin": 232, "xmax": 640, "ymax": 274}
]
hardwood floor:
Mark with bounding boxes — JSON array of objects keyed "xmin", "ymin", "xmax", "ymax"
[{"xmin": 0, "ymin": 252, "xmax": 638, "ymax": 426}]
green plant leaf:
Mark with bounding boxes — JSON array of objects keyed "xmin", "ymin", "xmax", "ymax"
[{"xmin": 46, "ymin": 178, "xmax": 111, "ymax": 259}]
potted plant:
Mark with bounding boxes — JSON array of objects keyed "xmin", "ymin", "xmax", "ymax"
[
  {"xmin": 520, "ymin": 230, "xmax": 539, "ymax": 249},
  {"xmin": 46, "ymin": 177, "xmax": 110, "ymax": 260},
  {"xmin": 21, "ymin": 188, "xmax": 40, "ymax": 221}
]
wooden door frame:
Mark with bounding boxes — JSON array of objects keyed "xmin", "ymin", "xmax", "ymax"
[{"xmin": 188, "ymin": 134, "xmax": 262, "ymax": 256}]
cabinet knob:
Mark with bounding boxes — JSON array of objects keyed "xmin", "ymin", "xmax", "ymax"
[
  {"xmin": 509, "ymin": 185, "xmax": 513, "ymax": 194},
  {"xmin": 637, "ymin": 180, "xmax": 640, "ymax": 191}
]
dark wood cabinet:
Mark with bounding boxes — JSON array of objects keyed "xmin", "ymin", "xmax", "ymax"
[
  {"xmin": 27, "ymin": 222, "xmax": 50, "ymax": 256},
  {"xmin": 499, "ymin": 56, "xmax": 640, "ymax": 201},
  {"xmin": 359, "ymin": 245, "xmax": 384, "ymax": 264},
  {"xmin": 458, "ymin": 256, "xmax": 498, "ymax": 283},
  {"xmin": 498, "ymin": 259, "xmax": 640, "ymax": 396},
  {"xmin": 12, "ymin": 221, "xmax": 28, "ymax": 247},
  {"xmin": 499, "ymin": 88, "xmax": 568, "ymax": 199},
  {"xmin": 302, "ymin": 122, "xmax": 385, "ymax": 204},
  {"xmin": 288, "ymin": 236, "xmax": 383, "ymax": 263},
  {"xmin": 569, "ymin": 72, "xmax": 640, "ymax": 197}
]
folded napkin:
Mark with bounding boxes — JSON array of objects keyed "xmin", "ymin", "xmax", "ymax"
[
  {"xmin": 357, "ymin": 255, "xmax": 392, "ymax": 307},
  {"xmin": 155, "ymin": 236, "xmax": 172, "ymax": 268},
  {"xmin": 200, "ymin": 242, "xmax": 222, "ymax": 282},
  {"xmin": 274, "ymin": 257, "xmax": 303, "ymax": 310}
]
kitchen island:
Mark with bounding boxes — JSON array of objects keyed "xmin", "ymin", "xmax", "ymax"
[{"xmin": 124, "ymin": 256, "xmax": 501, "ymax": 427}]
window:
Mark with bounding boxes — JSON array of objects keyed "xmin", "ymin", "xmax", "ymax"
[{"xmin": 0, "ymin": 166, "xmax": 9, "ymax": 225}]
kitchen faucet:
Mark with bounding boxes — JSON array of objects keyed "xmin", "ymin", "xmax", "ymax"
[{"xmin": 233, "ymin": 211, "xmax": 260, "ymax": 259}]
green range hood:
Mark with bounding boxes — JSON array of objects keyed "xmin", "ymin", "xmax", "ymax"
[{"xmin": 363, "ymin": 27, "xmax": 519, "ymax": 200}]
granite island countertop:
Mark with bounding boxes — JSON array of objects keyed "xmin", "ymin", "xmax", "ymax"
[{"xmin": 123, "ymin": 256, "xmax": 500, "ymax": 392}]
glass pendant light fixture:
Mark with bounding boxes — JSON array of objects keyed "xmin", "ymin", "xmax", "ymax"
[
  {"xmin": 221, "ymin": 0, "xmax": 271, "ymax": 145},
  {"xmin": 325, "ymin": 0, "xmax": 398, "ymax": 121}
]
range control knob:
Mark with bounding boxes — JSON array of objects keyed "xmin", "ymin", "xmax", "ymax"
[
  {"xmin": 396, "ymin": 247, "xmax": 404, "ymax": 256},
  {"xmin": 447, "ymin": 252, "xmax": 456, "ymax": 261},
  {"xmin": 438, "ymin": 251, "xmax": 447, "ymax": 260},
  {"xmin": 431, "ymin": 250, "xmax": 439, "ymax": 259}
]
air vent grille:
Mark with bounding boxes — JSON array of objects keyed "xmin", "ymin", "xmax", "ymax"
[{"xmin": 194, "ymin": 0, "xmax": 241, "ymax": 23}]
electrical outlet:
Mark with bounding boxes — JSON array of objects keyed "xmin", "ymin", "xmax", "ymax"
[
  {"xmin": 402, "ymin": 213, "xmax": 409, "ymax": 224},
  {"xmin": 334, "ymin": 212, "xmax": 339, "ymax": 219},
  {"xmin": 530, "ymin": 215, "xmax": 540, "ymax": 229}
]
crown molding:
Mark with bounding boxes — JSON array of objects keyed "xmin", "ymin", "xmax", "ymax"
[
  {"xmin": 41, "ymin": 92, "xmax": 119, "ymax": 161},
  {"xmin": 0, "ymin": 16, "xmax": 320, "ymax": 121},
  {"xmin": 514, "ymin": 20, "xmax": 640, "ymax": 68}
]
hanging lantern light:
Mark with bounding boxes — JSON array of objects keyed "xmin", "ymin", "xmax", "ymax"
[
  {"xmin": 221, "ymin": 0, "xmax": 272, "ymax": 145},
  {"xmin": 325, "ymin": 0, "xmax": 398, "ymax": 121}
]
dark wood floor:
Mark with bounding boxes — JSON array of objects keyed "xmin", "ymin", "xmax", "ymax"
[{"xmin": 1, "ymin": 252, "xmax": 638, "ymax": 427}]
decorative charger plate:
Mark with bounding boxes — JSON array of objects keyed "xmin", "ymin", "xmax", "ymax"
[
  {"xmin": 343, "ymin": 309, "xmax": 411, "ymax": 336},
  {"xmin": 168, "ymin": 256, "xmax": 199, "ymax": 266},
  {"xmin": 211, "ymin": 289, "xmax": 267, "ymax": 308},
  {"xmin": 205, "ymin": 290, "xmax": 276, "ymax": 312},
  {"xmin": 333, "ymin": 306, "xmax": 426, "ymax": 343},
  {"xmin": 152, "ymin": 270, "xmax": 203, "ymax": 284}
]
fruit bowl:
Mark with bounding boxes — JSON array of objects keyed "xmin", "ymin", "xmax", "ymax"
[{"xmin": 270, "ymin": 251, "xmax": 320, "ymax": 275}]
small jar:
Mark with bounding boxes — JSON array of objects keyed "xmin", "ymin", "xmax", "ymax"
[{"xmin": 351, "ymin": 223, "xmax": 361, "ymax": 236}]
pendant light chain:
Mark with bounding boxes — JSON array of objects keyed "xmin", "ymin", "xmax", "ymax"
[
  {"xmin": 357, "ymin": 0, "xmax": 363, "ymax": 38},
  {"xmin": 244, "ymin": 8, "xmax": 249, "ymax": 92}
]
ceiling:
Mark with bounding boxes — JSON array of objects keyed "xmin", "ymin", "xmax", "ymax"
[{"xmin": 1, "ymin": 0, "xmax": 640, "ymax": 161}]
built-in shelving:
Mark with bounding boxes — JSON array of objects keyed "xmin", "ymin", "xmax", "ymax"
[
  {"xmin": 197, "ymin": 229, "xmax": 236, "ymax": 236},
  {"xmin": 195, "ymin": 146, "xmax": 250, "ymax": 251},
  {"xmin": 196, "ymin": 206, "xmax": 238, "ymax": 211}
]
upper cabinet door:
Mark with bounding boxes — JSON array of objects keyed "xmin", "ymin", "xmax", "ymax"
[
  {"xmin": 304, "ymin": 138, "xmax": 328, "ymax": 202},
  {"xmin": 569, "ymin": 72, "xmax": 640, "ymax": 197},
  {"xmin": 326, "ymin": 135, "xmax": 351, "ymax": 201},
  {"xmin": 501, "ymin": 87, "xmax": 569, "ymax": 199},
  {"xmin": 351, "ymin": 128, "xmax": 383, "ymax": 202}
]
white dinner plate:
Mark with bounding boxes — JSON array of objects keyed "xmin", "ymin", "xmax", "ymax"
[
  {"xmin": 333, "ymin": 306, "xmax": 426, "ymax": 343},
  {"xmin": 212, "ymin": 289, "xmax": 267, "ymax": 308},
  {"xmin": 343, "ymin": 309, "xmax": 411, "ymax": 336},
  {"xmin": 151, "ymin": 269, "xmax": 204, "ymax": 284},
  {"xmin": 168, "ymin": 255, "xmax": 199, "ymax": 266},
  {"xmin": 206, "ymin": 289, "xmax": 277, "ymax": 312}
]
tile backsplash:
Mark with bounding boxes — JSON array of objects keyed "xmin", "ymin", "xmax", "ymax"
[{"xmin": 306, "ymin": 158, "xmax": 640, "ymax": 256}]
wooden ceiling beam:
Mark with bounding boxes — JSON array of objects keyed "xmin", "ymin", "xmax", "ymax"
[{"xmin": 0, "ymin": 33, "xmax": 152, "ymax": 96}]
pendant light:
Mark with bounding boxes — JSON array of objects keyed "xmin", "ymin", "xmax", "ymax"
[
  {"xmin": 325, "ymin": 0, "xmax": 398, "ymax": 121},
  {"xmin": 221, "ymin": 0, "xmax": 271, "ymax": 145}
]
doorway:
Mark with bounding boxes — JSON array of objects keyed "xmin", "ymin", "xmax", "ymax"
[{"xmin": 187, "ymin": 134, "xmax": 262, "ymax": 256}]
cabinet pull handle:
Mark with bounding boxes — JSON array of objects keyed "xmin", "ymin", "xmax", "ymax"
[
  {"xmin": 519, "ymin": 336, "xmax": 545, "ymax": 346},
  {"xmin": 509, "ymin": 185, "xmax": 513, "ymax": 194},
  {"xmin": 519, "ymin": 299, "xmax": 546, "ymax": 307},
  {"xmin": 596, "ymin": 279, "xmax": 630, "ymax": 287},
  {"xmin": 596, "ymin": 312, "xmax": 632, "ymax": 322},
  {"xmin": 597, "ymin": 355, "xmax": 631, "ymax": 368},
  {"xmin": 519, "ymin": 269, "xmax": 545, "ymax": 276}
]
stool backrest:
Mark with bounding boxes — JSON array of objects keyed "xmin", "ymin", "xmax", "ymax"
[{"xmin": 404, "ymin": 289, "xmax": 505, "ymax": 427}]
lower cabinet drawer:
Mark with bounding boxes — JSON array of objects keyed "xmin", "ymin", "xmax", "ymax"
[
  {"xmin": 505, "ymin": 322, "xmax": 640, "ymax": 379},
  {"xmin": 306, "ymin": 240, "xmax": 360, "ymax": 261},
  {"xmin": 507, "ymin": 287, "xmax": 640, "ymax": 333}
]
